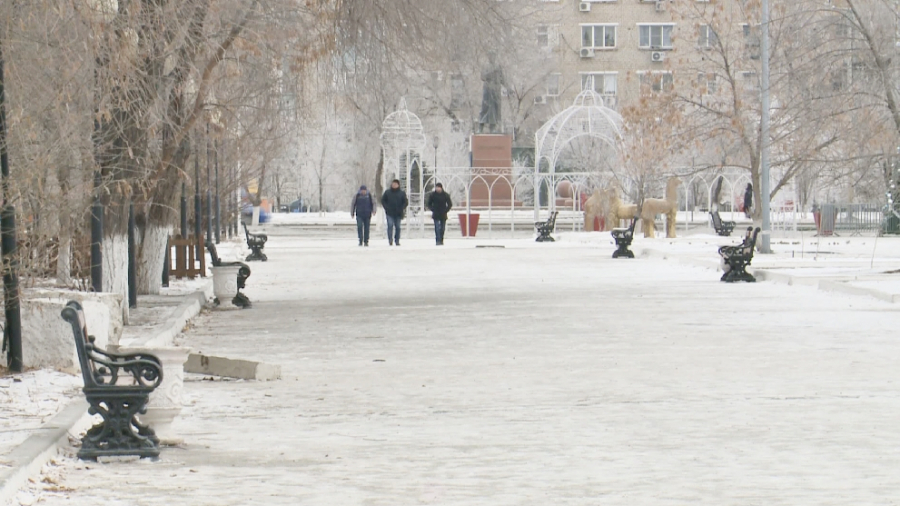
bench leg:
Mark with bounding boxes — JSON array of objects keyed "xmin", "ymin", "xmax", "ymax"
[
  {"xmin": 233, "ymin": 292, "xmax": 252, "ymax": 308},
  {"xmin": 245, "ymin": 246, "xmax": 267, "ymax": 262},
  {"xmin": 79, "ymin": 393, "xmax": 160, "ymax": 460}
]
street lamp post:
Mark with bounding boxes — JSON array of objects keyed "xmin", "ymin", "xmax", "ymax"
[
  {"xmin": 433, "ymin": 136, "xmax": 439, "ymax": 175},
  {"xmin": 0, "ymin": 40, "xmax": 22, "ymax": 372},
  {"xmin": 205, "ymin": 124, "xmax": 212, "ymax": 245},
  {"xmin": 760, "ymin": 0, "xmax": 772, "ymax": 253},
  {"xmin": 215, "ymin": 139, "xmax": 220, "ymax": 244},
  {"xmin": 194, "ymin": 136, "xmax": 202, "ymax": 259}
]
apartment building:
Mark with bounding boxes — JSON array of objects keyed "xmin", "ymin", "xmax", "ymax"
[{"xmin": 530, "ymin": 0, "xmax": 689, "ymax": 114}]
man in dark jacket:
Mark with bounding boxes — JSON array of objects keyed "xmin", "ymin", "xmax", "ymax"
[
  {"xmin": 350, "ymin": 185, "xmax": 375, "ymax": 246},
  {"xmin": 426, "ymin": 182, "xmax": 453, "ymax": 245},
  {"xmin": 381, "ymin": 179, "xmax": 408, "ymax": 246},
  {"xmin": 743, "ymin": 183, "xmax": 753, "ymax": 218}
]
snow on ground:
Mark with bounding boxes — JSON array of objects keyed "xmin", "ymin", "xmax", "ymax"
[
  {"xmin": 18, "ymin": 229, "xmax": 900, "ymax": 505},
  {"xmin": 0, "ymin": 371, "xmax": 82, "ymax": 458}
]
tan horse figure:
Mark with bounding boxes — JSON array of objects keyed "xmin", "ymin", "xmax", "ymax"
[
  {"xmin": 605, "ymin": 189, "xmax": 639, "ymax": 230},
  {"xmin": 640, "ymin": 177, "xmax": 681, "ymax": 238},
  {"xmin": 583, "ymin": 189, "xmax": 611, "ymax": 231}
]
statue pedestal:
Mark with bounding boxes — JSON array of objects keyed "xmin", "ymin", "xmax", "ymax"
[{"xmin": 469, "ymin": 135, "xmax": 517, "ymax": 207}]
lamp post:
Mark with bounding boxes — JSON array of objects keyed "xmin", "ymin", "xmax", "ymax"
[
  {"xmin": 194, "ymin": 136, "xmax": 202, "ymax": 259},
  {"xmin": 205, "ymin": 124, "xmax": 212, "ymax": 245},
  {"xmin": 433, "ymin": 136, "xmax": 439, "ymax": 175},
  {"xmin": 180, "ymin": 183, "xmax": 187, "ymax": 237},
  {"xmin": 759, "ymin": 0, "xmax": 772, "ymax": 253},
  {"xmin": 0, "ymin": 40, "xmax": 22, "ymax": 372},
  {"xmin": 214, "ymin": 139, "xmax": 220, "ymax": 244}
]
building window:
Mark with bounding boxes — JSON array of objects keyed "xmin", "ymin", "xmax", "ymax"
[
  {"xmin": 740, "ymin": 71, "xmax": 757, "ymax": 92},
  {"xmin": 742, "ymin": 24, "xmax": 760, "ymax": 59},
  {"xmin": 537, "ymin": 24, "xmax": 559, "ymax": 49},
  {"xmin": 638, "ymin": 71, "xmax": 674, "ymax": 95},
  {"xmin": 581, "ymin": 24, "xmax": 617, "ymax": 49},
  {"xmin": 450, "ymin": 74, "xmax": 465, "ymax": 110},
  {"xmin": 581, "ymin": 72, "xmax": 617, "ymax": 96},
  {"xmin": 698, "ymin": 25, "xmax": 717, "ymax": 48},
  {"xmin": 546, "ymin": 73, "xmax": 561, "ymax": 96},
  {"xmin": 697, "ymin": 72, "xmax": 717, "ymax": 94},
  {"xmin": 639, "ymin": 24, "xmax": 674, "ymax": 49}
]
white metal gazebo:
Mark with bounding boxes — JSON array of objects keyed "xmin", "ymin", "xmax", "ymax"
[
  {"xmin": 380, "ymin": 98, "xmax": 428, "ymax": 233},
  {"xmin": 533, "ymin": 89, "xmax": 623, "ymax": 218}
]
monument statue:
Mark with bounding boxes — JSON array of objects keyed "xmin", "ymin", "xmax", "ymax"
[{"xmin": 478, "ymin": 54, "xmax": 504, "ymax": 134}]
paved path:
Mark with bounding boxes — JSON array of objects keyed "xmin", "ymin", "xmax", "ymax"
[{"xmin": 22, "ymin": 235, "xmax": 900, "ymax": 505}]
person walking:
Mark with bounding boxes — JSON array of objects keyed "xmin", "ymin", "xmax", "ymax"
[
  {"xmin": 350, "ymin": 185, "xmax": 375, "ymax": 246},
  {"xmin": 426, "ymin": 182, "xmax": 453, "ymax": 245},
  {"xmin": 743, "ymin": 183, "xmax": 753, "ymax": 219},
  {"xmin": 381, "ymin": 179, "xmax": 408, "ymax": 246}
]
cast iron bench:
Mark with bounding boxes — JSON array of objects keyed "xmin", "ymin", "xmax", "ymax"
[
  {"xmin": 535, "ymin": 211, "xmax": 559, "ymax": 242},
  {"xmin": 242, "ymin": 222, "xmax": 268, "ymax": 261},
  {"xmin": 60, "ymin": 300, "xmax": 163, "ymax": 460},
  {"xmin": 207, "ymin": 243, "xmax": 252, "ymax": 308},
  {"xmin": 611, "ymin": 216, "xmax": 638, "ymax": 258},
  {"xmin": 718, "ymin": 226, "xmax": 760, "ymax": 282},
  {"xmin": 710, "ymin": 210, "xmax": 736, "ymax": 237}
]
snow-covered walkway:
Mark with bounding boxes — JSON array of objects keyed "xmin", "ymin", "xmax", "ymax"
[{"xmin": 19, "ymin": 232, "xmax": 900, "ymax": 505}]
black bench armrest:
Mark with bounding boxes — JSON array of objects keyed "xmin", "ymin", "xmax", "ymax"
[{"xmin": 86, "ymin": 344, "xmax": 163, "ymax": 388}]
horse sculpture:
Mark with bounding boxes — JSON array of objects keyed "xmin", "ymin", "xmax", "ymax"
[
  {"xmin": 605, "ymin": 190, "xmax": 639, "ymax": 230},
  {"xmin": 640, "ymin": 177, "xmax": 680, "ymax": 238},
  {"xmin": 584, "ymin": 189, "xmax": 609, "ymax": 231}
]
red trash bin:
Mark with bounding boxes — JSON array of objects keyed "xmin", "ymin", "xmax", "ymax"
[{"xmin": 458, "ymin": 213, "xmax": 480, "ymax": 237}]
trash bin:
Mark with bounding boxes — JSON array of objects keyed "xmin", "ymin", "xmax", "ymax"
[
  {"xmin": 458, "ymin": 213, "xmax": 480, "ymax": 237},
  {"xmin": 885, "ymin": 211, "xmax": 900, "ymax": 235},
  {"xmin": 817, "ymin": 204, "xmax": 836, "ymax": 236}
]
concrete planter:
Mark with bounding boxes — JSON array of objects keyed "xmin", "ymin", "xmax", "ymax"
[
  {"xmin": 211, "ymin": 265, "xmax": 241, "ymax": 306},
  {"xmin": 121, "ymin": 346, "xmax": 192, "ymax": 446},
  {"xmin": 11, "ymin": 292, "xmax": 122, "ymax": 371}
]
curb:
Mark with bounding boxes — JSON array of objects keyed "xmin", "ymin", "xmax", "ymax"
[
  {"xmin": 120, "ymin": 281, "xmax": 212, "ymax": 348},
  {"xmin": 641, "ymin": 246, "xmax": 900, "ymax": 304},
  {"xmin": 185, "ymin": 353, "xmax": 282, "ymax": 381},
  {"xmin": 0, "ymin": 400, "xmax": 92, "ymax": 506},
  {"xmin": 0, "ymin": 283, "xmax": 212, "ymax": 505}
]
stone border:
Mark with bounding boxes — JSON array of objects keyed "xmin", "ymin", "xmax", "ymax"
[
  {"xmin": 120, "ymin": 283, "xmax": 213, "ymax": 349},
  {"xmin": 185, "ymin": 353, "xmax": 282, "ymax": 381},
  {"xmin": 0, "ymin": 282, "xmax": 212, "ymax": 504},
  {"xmin": 639, "ymin": 246, "xmax": 900, "ymax": 304},
  {"xmin": 0, "ymin": 400, "xmax": 92, "ymax": 505}
]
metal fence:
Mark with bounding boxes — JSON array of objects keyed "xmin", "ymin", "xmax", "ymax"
[{"xmin": 816, "ymin": 203, "xmax": 885, "ymax": 236}]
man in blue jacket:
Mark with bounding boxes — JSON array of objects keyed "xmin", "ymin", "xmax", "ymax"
[{"xmin": 351, "ymin": 186, "xmax": 376, "ymax": 246}]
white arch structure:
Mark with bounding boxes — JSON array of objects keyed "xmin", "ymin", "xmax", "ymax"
[
  {"xmin": 533, "ymin": 90, "xmax": 623, "ymax": 219},
  {"xmin": 380, "ymin": 98, "xmax": 427, "ymax": 232}
]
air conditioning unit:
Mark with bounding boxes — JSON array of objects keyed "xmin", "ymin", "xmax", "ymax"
[
  {"xmin": 579, "ymin": 2, "xmax": 591, "ymax": 12},
  {"xmin": 534, "ymin": 95, "xmax": 547, "ymax": 105},
  {"xmin": 650, "ymin": 51, "xmax": 666, "ymax": 63},
  {"xmin": 580, "ymin": 48, "xmax": 595, "ymax": 58},
  {"xmin": 655, "ymin": 0, "xmax": 667, "ymax": 11}
]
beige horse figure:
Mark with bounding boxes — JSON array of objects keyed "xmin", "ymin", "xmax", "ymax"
[
  {"xmin": 583, "ymin": 189, "xmax": 611, "ymax": 231},
  {"xmin": 640, "ymin": 177, "xmax": 681, "ymax": 238},
  {"xmin": 605, "ymin": 189, "xmax": 639, "ymax": 230}
]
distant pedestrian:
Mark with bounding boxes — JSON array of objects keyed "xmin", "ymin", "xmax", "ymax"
[
  {"xmin": 743, "ymin": 183, "xmax": 753, "ymax": 218},
  {"xmin": 350, "ymin": 185, "xmax": 375, "ymax": 246},
  {"xmin": 381, "ymin": 179, "xmax": 408, "ymax": 246},
  {"xmin": 426, "ymin": 182, "xmax": 453, "ymax": 245}
]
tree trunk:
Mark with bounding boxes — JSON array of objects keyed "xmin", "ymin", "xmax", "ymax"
[{"xmin": 136, "ymin": 222, "xmax": 172, "ymax": 295}]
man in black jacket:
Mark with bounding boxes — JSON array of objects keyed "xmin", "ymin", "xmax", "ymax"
[
  {"xmin": 426, "ymin": 182, "xmax": 453, "ymax": 245},
  {"xmin": 381, "ymin": 179, "xmax": 408, "ymax": 246}
]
